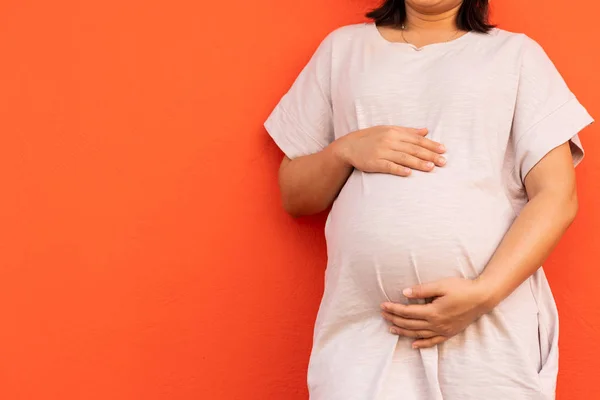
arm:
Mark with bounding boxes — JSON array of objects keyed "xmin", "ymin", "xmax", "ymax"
[
  {"xmin": 476, "ymin": 141, "xmax": 578, "ymax": 307},
  {"xmin": 380, "ymin": 37, "xmax": 593, "ymax": 348},
  {"xmin": 277, "ymin": 142, "xmax": 352, "ymax": 217},
  {"xmin": 267, "ymin": 31, "xmax": 447, "ymax": 216},
  {"xmin": 380, "ymin": 142, "xmax": 580, "ymax": 348},
  {"xmin": 277, "ymin": 127, "xmax": 447, "ymax": 217}
]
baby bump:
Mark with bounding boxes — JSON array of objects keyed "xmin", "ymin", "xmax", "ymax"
[{"xmin": 325, "ymin": 169, "xmax": 515, "ymax": 303}]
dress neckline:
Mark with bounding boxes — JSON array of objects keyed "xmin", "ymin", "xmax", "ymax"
[{"xmin": 366, "ymin": 22, "xmax": 476, "ymax": 52}]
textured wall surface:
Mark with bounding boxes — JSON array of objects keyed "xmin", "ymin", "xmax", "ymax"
[{"xmin": 0, "ymin": 0, "xmax": 598, "ymax": 399}]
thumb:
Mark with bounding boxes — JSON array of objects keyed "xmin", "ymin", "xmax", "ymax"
[{"xmin": 403, "ymin": 282, "xmax": 445, "ymax": 299}]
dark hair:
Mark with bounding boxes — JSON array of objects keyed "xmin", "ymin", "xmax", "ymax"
[{"xmin": 366, "ymin": 0, "xmax": 494, "ymax": 33}]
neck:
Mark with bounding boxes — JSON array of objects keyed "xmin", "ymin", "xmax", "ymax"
[{"xmin": 404, "ymin": 3, "xmax": 461, "ymax": 32}]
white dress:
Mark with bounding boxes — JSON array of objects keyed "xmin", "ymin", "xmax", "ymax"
[{"xmin": 264, "ymin": 23, "xmax": 594, "ymax": 400}]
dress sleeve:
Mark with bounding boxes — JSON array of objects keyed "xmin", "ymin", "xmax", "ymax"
[
  {"xmin": 512, "ymin": 36, "xmax": 594, "ymax": 182},
  {"xmin": 264, "ymin": 32, "xmax": 335, "ymax": 159}
]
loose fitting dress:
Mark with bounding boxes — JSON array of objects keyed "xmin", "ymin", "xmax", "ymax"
[{"xmin": 264, "ymin": 23, "xmax": 594, "ymax": 400}]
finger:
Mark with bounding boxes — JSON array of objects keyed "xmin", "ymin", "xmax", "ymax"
[
  {"xmin": 381, "ymin": 302, "xmax": 434, "ymax": 320},
  {"xmin": 403, "ymin": 282, "xmax": 446, "ymax": 299},
  {"xmin": 389, "ymin": 327, "xmax": 437, "ymax": 339},
  {"xmin": 371, "ymin": 160, "xmax": 412, "ymax": 177},
  {"xmin": 381, "ymin": 312, "xmax": 432, "ymax": 330},
  {"xmin": 383, "ymin": 151, "xmax": 435, "ymax": 172},
  {"xmin": 393, "ymin": 143, "xmax": 447, "ymax": 167},
  {"xmin": 389, "ymin": 126, "xmax": 428, "ymax": 136},
  {"xmin": 412, "ymin": 335, "xmax": 447, "ymax": 349},
  {"xmin": 398, "ymin": 132, "xmax": 446, "ymax": 154}
]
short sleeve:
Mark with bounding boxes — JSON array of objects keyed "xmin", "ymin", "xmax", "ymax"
[
  {"xmin": 264, "ymin": 32, "xmax": 335, "ymax": 159},
  {"xmin": 512, "ymin": 36, "xmax": 594, "ymax": 182}
]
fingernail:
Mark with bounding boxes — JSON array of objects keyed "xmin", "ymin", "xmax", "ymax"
[
  {"xmin": 380, "ymin": 303, "xmax": 388, "ymax": 310},
  {"xmin": 438, "ymin": 144, "xmax": 446, "ymax": 152},
  {"xmin": 438, "ymin": 156, "xmax": 446, "ymax": 166},
  {"xmin": 390, "ymin": 327, "xmax": 398, "ymax": 334},
  {"xmin": 403, "ymin": 168, "xmax": 411, "ymax": 175},
  {"xmin": 403, "ymin": 288, "xmax": 413, "ymax": 297},
  {"xmin": 426, "ymin": 162, "xmax": 434, "ymax": 169},
  {"xmin": 412, "ymin": 343, "xmax": 419, "ymax": 349}
]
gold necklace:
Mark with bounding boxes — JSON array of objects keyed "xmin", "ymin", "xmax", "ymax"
[{"xmin": 400, "ymin": 24, "xmax": 461, "ymax": 49}]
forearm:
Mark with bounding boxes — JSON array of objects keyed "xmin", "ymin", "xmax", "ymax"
[
  {"xmin": 477, "ymin": 189, "xmax": 578, "ymax": 308},
  {"xmin": 278, "ymin": 140, "xmax": 353, "ymax": 217}
]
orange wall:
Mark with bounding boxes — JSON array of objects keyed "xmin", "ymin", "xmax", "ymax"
[{"xmin": 0, "ymin": 1, "xmax": 598, "ymax": 399}]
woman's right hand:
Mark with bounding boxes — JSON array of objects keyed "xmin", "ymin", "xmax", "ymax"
[{"xmin": 334, "ymin": 126, "xmax": 447, "ymax": 177}]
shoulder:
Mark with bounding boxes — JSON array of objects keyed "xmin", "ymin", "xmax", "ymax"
[
  {"xmin": 480, "ymin": 28, "xmax": 547, "ymax": 56},
  {"xmin": 489, "ymin": 30, "xmax": 570, "ymax": 95},
  {"xmin": 318, "ymin": 23, "xmax": 372, "ymax": 49},
  {"xmin": 470, "ymin": 28, "xmax": 555, "ymax": 68},
  {"xmin": 306, "ymin": 23, "xmax": 372, "ymax": 64},
  {"xmin": 326, "ymin": 23, "xmax": 370, "ymax": 41}
]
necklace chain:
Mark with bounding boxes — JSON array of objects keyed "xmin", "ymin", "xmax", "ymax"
[{"xmin": 400, "ymin": 24, "xmax": 461, "ymax": 48}]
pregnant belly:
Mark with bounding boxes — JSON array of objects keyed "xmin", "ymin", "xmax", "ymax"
[{"xmin": 325, "ymin": 169, "xmax": 515, "ymax": 304}]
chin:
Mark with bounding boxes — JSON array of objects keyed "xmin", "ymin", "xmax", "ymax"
[{"xmin": 405, "ymin": 0, "xmax": 462, "ymax": 12}]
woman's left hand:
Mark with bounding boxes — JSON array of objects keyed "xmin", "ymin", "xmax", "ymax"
[{"xmin": 380, "ymin": 277, "xmax": 494, "ymax": 349}]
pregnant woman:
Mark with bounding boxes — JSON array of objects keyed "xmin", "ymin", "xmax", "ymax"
[{"xmin": 264, "ymin": 1, "xmax": 594, "ymax": 399}]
